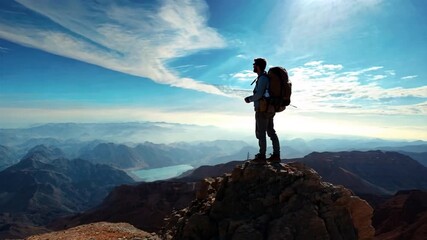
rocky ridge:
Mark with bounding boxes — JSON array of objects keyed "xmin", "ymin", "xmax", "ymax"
[{"xmin": 162, "ymin": 161, "xmax": 375, "ymax": 240}]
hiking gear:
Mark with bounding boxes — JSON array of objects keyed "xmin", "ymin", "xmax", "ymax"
[
  {"xmin": 267, "ymin": 153, "xmax": 281, "ymax": 163},
  {"xmin": 250, "ymin": 153, "xmax": 267, "ymax": 164},
  {"xmin": 266, "ymin": 67, "xmax": 292, "ymax": 112}
]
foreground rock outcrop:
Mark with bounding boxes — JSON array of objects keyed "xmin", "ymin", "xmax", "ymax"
[
  {"xmin": 162, "ymin": 162, "xmax": 375, "ymax": 240},
  {"xmin": 27, "ymin": 222, "xmax": 160, "ymax": 240}
]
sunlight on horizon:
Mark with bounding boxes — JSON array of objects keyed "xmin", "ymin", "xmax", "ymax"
[{"xmin": 1, "ymin": 106, "xmax": 425, "ymax": 141}]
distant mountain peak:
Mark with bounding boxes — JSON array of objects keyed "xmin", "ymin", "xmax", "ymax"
[
  {"xmin": 9, "ymin": 157, "xmax": 52, "ymax": 171},
  {"xmin": 162, "ymin": 162, "xmax": 375, "ymax": 240},
  {"xmin": 23, "ymin": 144, "xmax": 66, "ymax": 162}
]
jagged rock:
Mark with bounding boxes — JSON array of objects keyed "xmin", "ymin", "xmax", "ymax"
[{"xmin": 162, "ymin": 162, "xmax": 375, "ymax": 240}]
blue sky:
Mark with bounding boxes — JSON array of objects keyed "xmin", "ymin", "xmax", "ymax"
[{"xmin": 0, "ymin": 0, "xmax": 426, "ymax": 141}]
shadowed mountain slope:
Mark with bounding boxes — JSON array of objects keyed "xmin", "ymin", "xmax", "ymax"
[
  {"xmin": 0, "ymin": 145, "xmax": 18, "ymax": 170},
  {"xmin": 179, "ymin": 151, "xmax": 427, "ymax": 196},
  {"xmin": 50, "ymin": 181, "xmax": 196, "ymax": 233},
  {"xmin": 373, "ymin": 190, "xmax": 427, "ymax": 240},
  {"xmin": 0, "ymin": 153, "xmax": 134, "ymax": 239},
  {"xmin": 295, "ymin": 151, "xmax": 427, "ymax": 194}
]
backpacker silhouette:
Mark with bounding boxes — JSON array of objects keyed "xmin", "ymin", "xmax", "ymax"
[{"xmin": 266, "ymin": 66, "xmax": 292, "ymax": 112}]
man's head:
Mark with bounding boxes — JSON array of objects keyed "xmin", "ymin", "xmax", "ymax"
[{"xmin": 253, "ymin": 58, "xmax": 267, "ymax": 73}]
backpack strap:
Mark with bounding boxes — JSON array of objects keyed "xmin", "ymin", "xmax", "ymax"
[
  {"xmin": 258, "ymin": 72, "xmax": 271, "ymax": 112},
  {"xmin": 250, "ymin": 77, "xmax": 257, "ymax": 86},
  {"xmin": 250, "ymin": 72, "xmax": 268, "ymax": 86}
]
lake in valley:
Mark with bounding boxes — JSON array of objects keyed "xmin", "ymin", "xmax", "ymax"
[{"xmin": 130, "ymin": 164, "xmax": 194, "ymax": 182}]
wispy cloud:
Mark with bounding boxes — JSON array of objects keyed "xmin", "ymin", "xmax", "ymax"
[
  {"xmin": 401, "ymin": 75, "xmax": 418, "ymax": 80},
  {"xmin": 288, "ymin": 61, "xmax": 427, "ymax": 115},
  {"xmin": 236, "ymin": 54, "xmax": 248, "ymax": 59},
  {"xmin": 225, "ymin": 60, "xmax": 427, "ymax": 115},
  {"xmin": 371, "ymin": 75, "xmax": 387, "ymax": 81},
  {"xmin": 0, "ymin": 0, "xmax": 227, "ymax": 95}
]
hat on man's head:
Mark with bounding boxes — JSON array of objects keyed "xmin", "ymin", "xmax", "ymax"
[{"xmin": 254, "ymin": 58, "xmax": 267, "ymax": 71}]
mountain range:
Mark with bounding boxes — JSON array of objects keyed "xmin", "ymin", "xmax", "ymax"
[
  {"xmin": 0, "ymin": 122, "xmax": 238, "ymax": 145},
  {"xmin": 1, "ymin": 140, "xmax": 255, "ymax": 170},
  {"xmin": 1, "ymin": 140, "xmax": 426, "ymax": 173},
  {"xmin": 1, "ymin": 122, "xmax": 426, "ymax": 171}
]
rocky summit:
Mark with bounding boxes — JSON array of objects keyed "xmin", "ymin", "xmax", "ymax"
[{"xmin": 162, "ymin": 162, "xmax": 374, "ymax": 240}]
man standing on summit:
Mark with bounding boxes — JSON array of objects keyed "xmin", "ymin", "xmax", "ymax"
[{"xmin": 244, "ymin": 58, "xmax": 281, "ymax": 164}]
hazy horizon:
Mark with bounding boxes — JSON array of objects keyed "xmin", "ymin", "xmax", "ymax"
[
  {"xmin": 1, "ymin": 121, "xmax": 426, "ymax": 145},
  {"xmin": 1, "ymin": 0, "xmax": 426, "ymax": 141}
]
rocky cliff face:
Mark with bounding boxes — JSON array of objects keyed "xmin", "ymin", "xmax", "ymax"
[{"xmin": 162, "ymin": 162, "xmax": 374, "ymax": 240}]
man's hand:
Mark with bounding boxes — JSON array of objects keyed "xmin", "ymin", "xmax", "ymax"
[{"xmin": 244, "ymin": 96, "xmax": 251, "ymax": 103}]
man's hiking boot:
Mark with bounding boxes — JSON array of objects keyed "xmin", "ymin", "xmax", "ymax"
[
  {"xmin": 267, "ymin": 154, "xmax": 281, "ymax": 163},
  {"xmin": 250, "ymin": 153, "xmax": 266, "ymax": 164}
]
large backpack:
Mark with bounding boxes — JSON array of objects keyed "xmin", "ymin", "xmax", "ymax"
[{"xmin": 266, "ymin": 66, "xmax": 292, "ymax": 112}]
